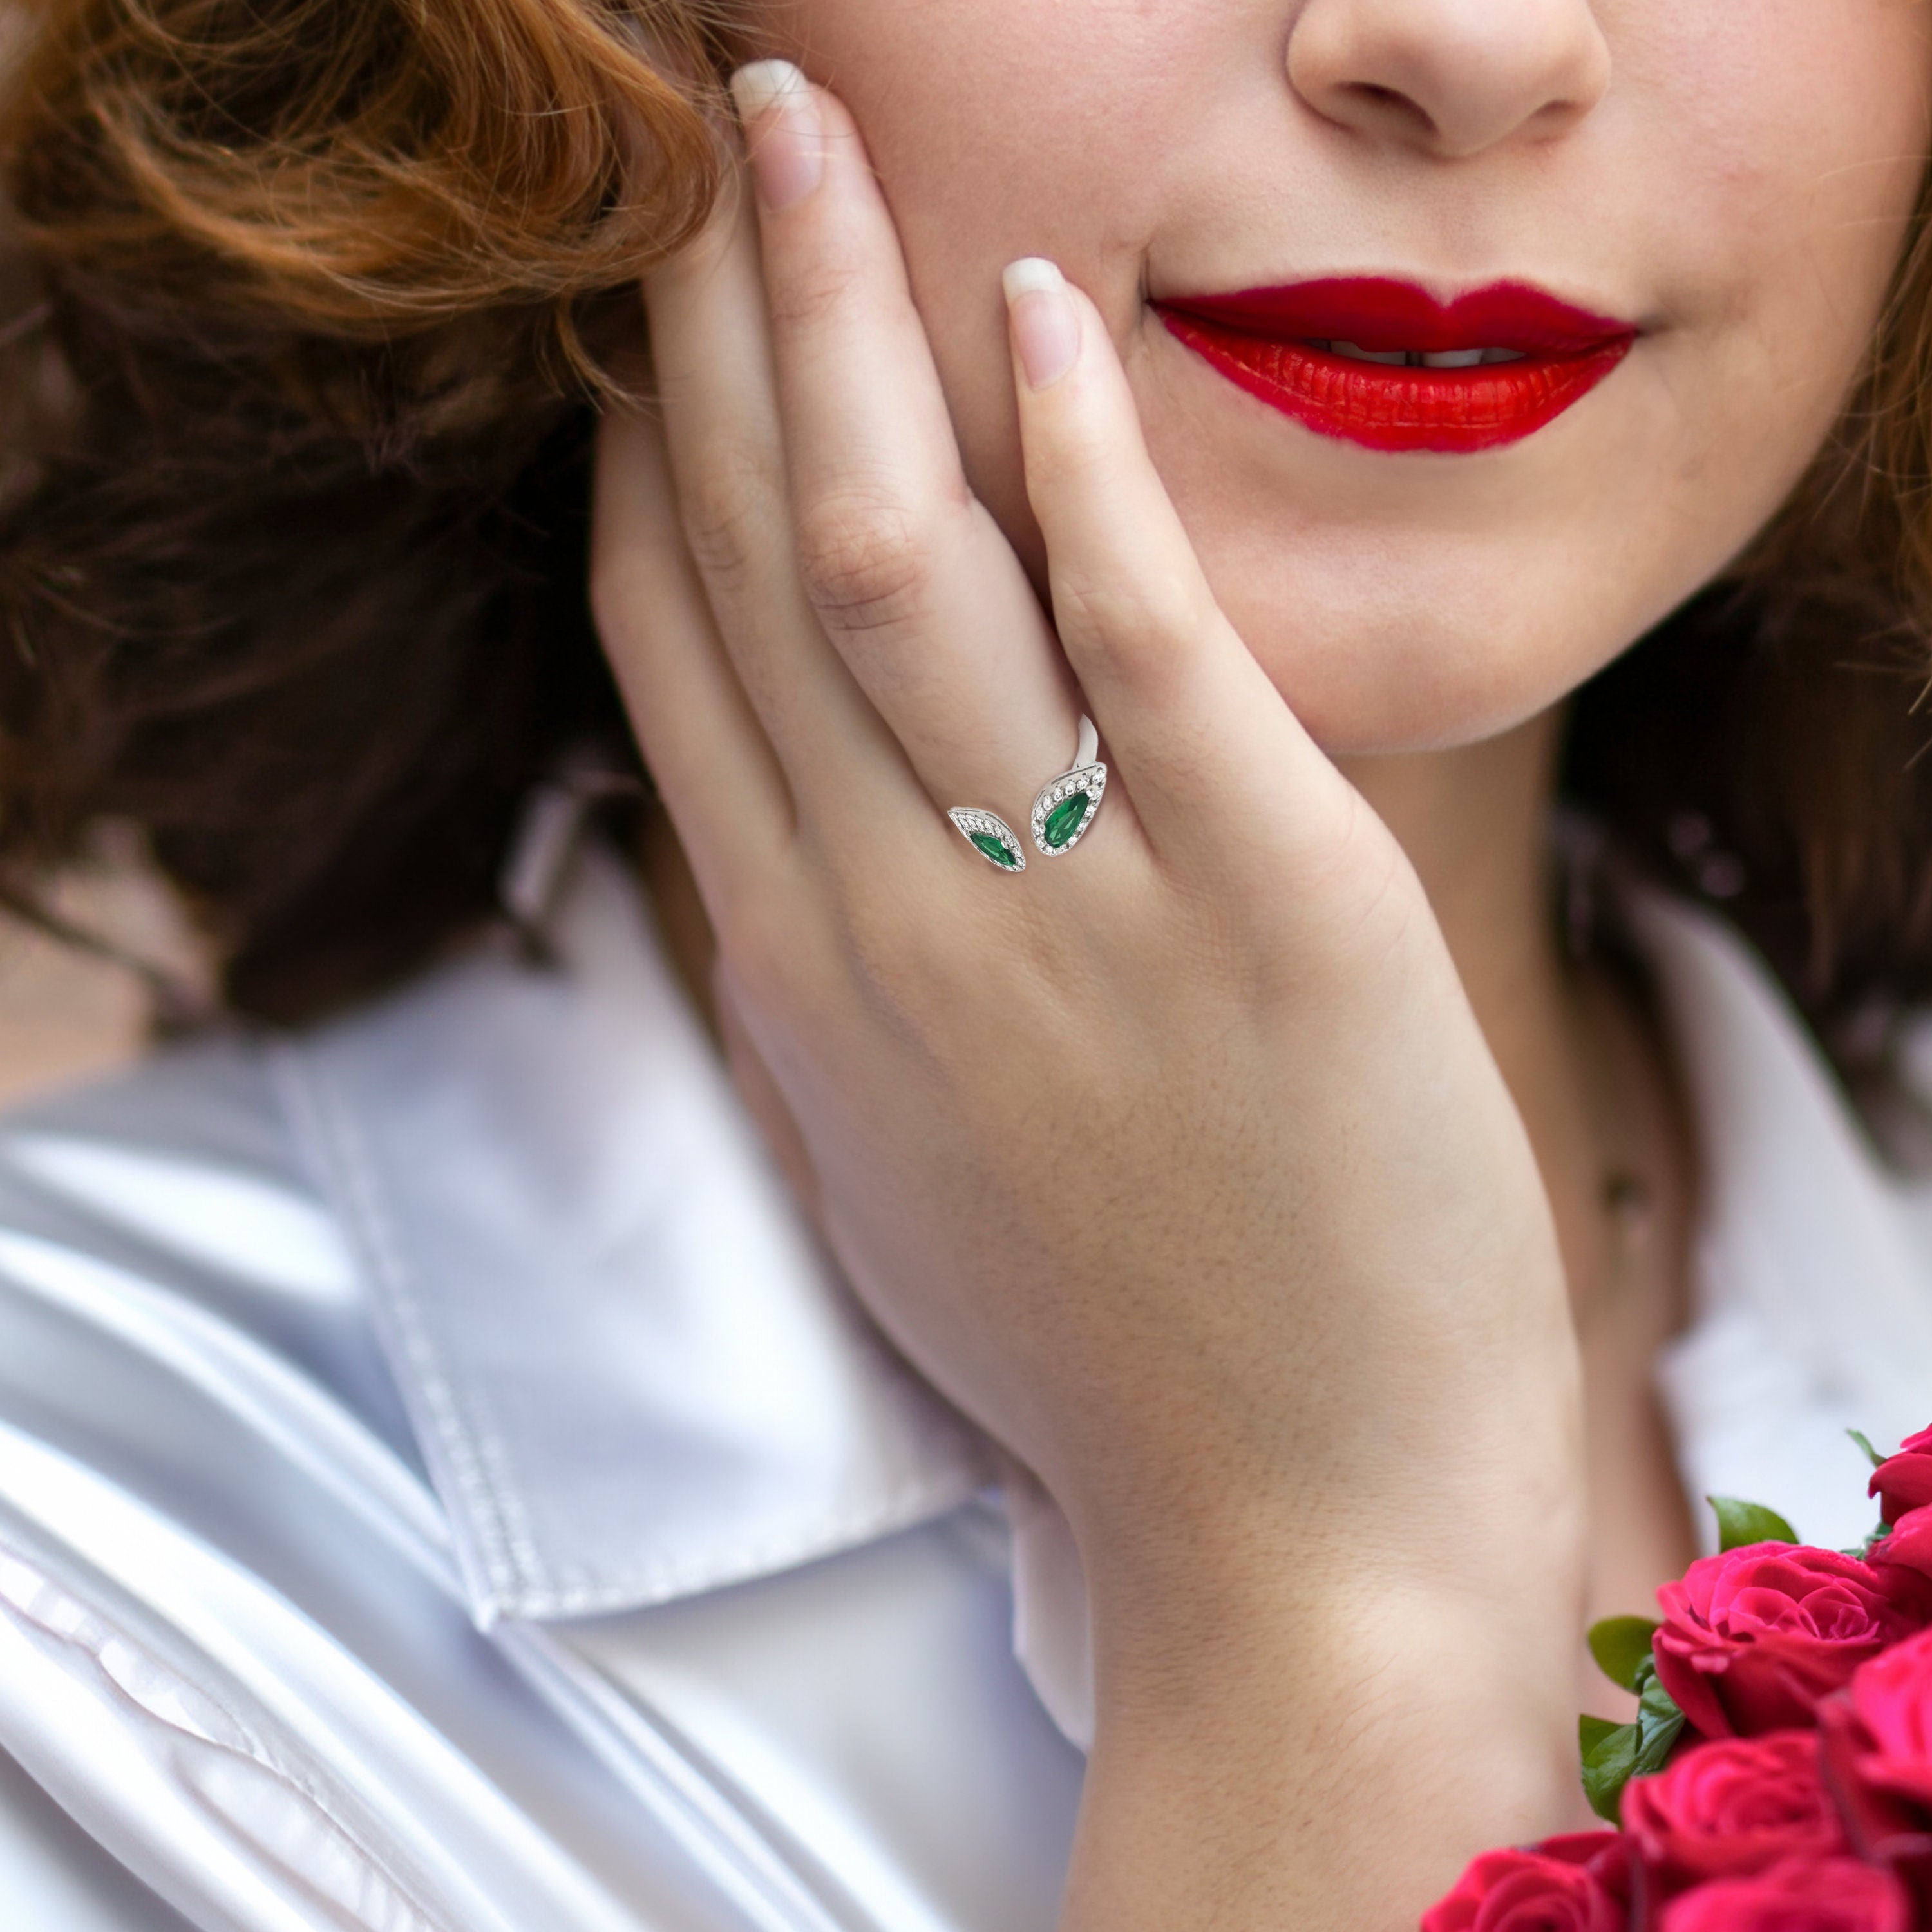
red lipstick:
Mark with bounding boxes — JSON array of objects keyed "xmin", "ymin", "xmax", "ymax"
[{"xmin": 1155, "ymin": 279, "xmax": 1636, "ymax": 454}]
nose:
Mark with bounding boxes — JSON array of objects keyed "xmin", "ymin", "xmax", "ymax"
[{"xmin": 1287, "ymin": 0, "xmax": 1610, "ymax": 160}]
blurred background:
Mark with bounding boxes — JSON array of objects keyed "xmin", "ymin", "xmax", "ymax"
[{"xmin": 0, "ymin": 832, "xmax": 206, "ymax": 1108}]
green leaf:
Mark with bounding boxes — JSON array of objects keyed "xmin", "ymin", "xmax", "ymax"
[
  {"xmin": 1579, "ymin": 1716, "xmax": 1639, "ymax": 1824},
  {"xmin": 1587, "ymin": 1616, "xmax": 1661, "ymax": 1694},
  {"xmin": 1577, "ymin": 1674, "xmax": 1689, "ymax": 1825},
  {"xmin": 1709, "ymin": 1495, "xmax": 1799, "ymax": 1553},
  {"xmin": 1633, "ymin": 1674, "xmax": 1687, "ymax": 1777},
  {"xmin": 1850, "ymin": 1429, "xmax": 1885, "ymax": 1470}
]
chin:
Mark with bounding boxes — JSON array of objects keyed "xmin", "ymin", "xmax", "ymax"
[
  {"xmin": 1187, "ymin": 516, "xmax": 1671, "ymax": 757},
  {"xmin": 1126, "ymin": 324, "xmax": 1793, "ymax": 757}
]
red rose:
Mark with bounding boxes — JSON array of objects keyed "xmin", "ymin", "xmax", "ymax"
[
  {"xmin": 1422, "ymin": 1833, "xmax": 1629, "ymax": 1932},
  {"xmin": 1872, "ymin": 1508, "xmax": 1932, "ymax": 1584},
  {"xmin": 1847, "ymin": 1625, "xmax": 1932, "ymax": 1812},
  {"xmin": 1623, "ymin": 1731, "xmax": 1848, "ymax": 1891},
  {"xmin": 1651, "ymin": 1544, "xmax": 1932, "ymax": 1738},
  {"xmin": 1656, "ymin": 1857, "xmax": 1910, "ymax": 1932},
  {"xmin": 1818, "ymin": 1645, "xmax": 1932, "ymax": 1900},
  {"xmin": 1871, "ymin": 1428, "xmax": 1932, "ymax": 1527}
]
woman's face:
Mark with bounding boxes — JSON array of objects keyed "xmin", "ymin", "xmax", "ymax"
[{"xmin": 761, "ymin": 0, "xmax": 1932, "ymax": 753}]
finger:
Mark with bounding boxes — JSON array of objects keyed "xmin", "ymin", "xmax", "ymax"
[
  {"xmin": 591, "ymin": 401, "xmax": 793, "ymax": 909},
  {"xmin": 731, "ymin": 63, "xmax": 1083, "ymax": 815},
  {"xmin": 1003, "ymin": 258, "xmax": 1357, "ymax": 864},
  {"xmin": 714, "ymin": 960, "xmax": 823, "ymax": 1229},
  {"xmin": 641, "ymin": 155, "xmax": 907, "ymax": 813}
]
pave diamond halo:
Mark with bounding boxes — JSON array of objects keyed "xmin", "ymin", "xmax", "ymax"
[
  {"xmin": 947, "ymin": 807, "xmax": 1026, "ymax": 871},
  {"xmin": 1031, "ymin": 766, "xmax": 1106, "ymax": 856},
  {"xmin": 1030, "ymin": 715, "xmax": 1107, "ymax": 858}
]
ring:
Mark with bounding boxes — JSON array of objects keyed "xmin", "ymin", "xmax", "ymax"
[
  {"xmin": 1030, "ymin": 715, "xmax": 1107, "ymax": 858},
  {"xmin": 948, "ymin": 716, "xmax": 1107, "ymax": 871},
  {"xmin": 947, "ymin": 806, "xmax": 1026, "ymax": 871}
]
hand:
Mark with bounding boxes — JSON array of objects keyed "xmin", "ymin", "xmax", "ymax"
[{"xmin": 594, "ymin": 63, "xmax": 1586, "ymax": 1927}]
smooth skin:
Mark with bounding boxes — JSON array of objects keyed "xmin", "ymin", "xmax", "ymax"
[{"xmin": 592, "ymin": 4, "xmax": 1932, "ymax": 1926}]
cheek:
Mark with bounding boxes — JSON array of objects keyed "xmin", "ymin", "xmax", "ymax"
[
  {"xmin": 775, "ymin": 0, "xmax": 1226, "ymax": 535},
  {"xmin": 1635, "ymin": 1, "xmax": 1928, "ymax": 437},
  {"xmin": 779, "ymin": 0, "xmax": 1189, "ymax": 257}
]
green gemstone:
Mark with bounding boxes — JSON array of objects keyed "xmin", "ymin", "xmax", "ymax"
[
  {"xmin": 1042, "ymin": 790, "xmax": 1093, "ymax": 849},
  {"xmin": 970, "ymin": 830, "xmax": 1019, "ymax": 868}
]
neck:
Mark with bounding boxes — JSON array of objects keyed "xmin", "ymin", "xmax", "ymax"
[
  {"xmin": 1337, "ymin": 712, "xmax": 1604, "ymax": 1298},
  {"xmin": 1340, "ymin": 712, "xmax": 1569, "ymax": 1108},
  {"xmin": 1340, "ymin": 713, "xmax": 1700, "ymax": 1617}
]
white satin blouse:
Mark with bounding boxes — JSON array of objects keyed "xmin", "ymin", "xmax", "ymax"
[{"xmin": 3, "ymin": 830, "xmax": 1932, "ymax": 1932}]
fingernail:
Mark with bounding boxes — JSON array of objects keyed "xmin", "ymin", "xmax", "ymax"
[
  {"xmin": 1003, "ymin": 258, "xmax": 1081, "ymax": 390},
  {"xmin": 730, "ymin": 61, "xmax": 823, "ymax": 211}
]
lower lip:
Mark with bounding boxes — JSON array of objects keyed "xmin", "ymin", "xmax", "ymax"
[{"xmin": 1156, "ymin": 310, "xmax": 1633, "ymax": 455}]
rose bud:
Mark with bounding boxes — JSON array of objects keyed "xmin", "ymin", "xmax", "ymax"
[
  {"xmin": 1652, "ymin": 1544, "xmax": 1932, "ymax": 1738},
  {"xmin": 1422, "ymin": 1833, "xmax": 1629, "ymax": 1932},
  {"xmin": 1871, "ymin": 1428, "xmax": 1932, "ymax": 1528},
  {"xmin": 1623, "ymin": 1731, "xmax": 1848, "ymax": 1895},
  {"xmin": 1656, "ymin": 1857, "xmax": 1911, "ymax": 1932}
]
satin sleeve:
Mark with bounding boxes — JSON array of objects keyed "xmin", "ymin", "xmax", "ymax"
[{"xmin": 0, "ymin": 1744, "xmax": 196, "ymax": 1931}]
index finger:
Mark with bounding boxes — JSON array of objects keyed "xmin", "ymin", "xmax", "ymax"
[{"xmin": 730, "ymin": 64, "xmax": 1086, "ymax": 811}]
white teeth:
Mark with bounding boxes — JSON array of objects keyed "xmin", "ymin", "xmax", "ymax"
[
  {"xmin": 1320, "ymin": 341, "xmax": 1530, "ymax": 368},
  {"xmin": 1330, "ymin": 341, "xmax": 1408, "ymax": 366}
]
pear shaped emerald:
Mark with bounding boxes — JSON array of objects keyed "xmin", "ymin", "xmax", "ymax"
[
  {"xmin": 1042, "ymin": 790, "xmax": 1093, "ymax": 850},
  {"xmin": 971, "ymin": 831, "xmax": 1019, "ymax": 868}
]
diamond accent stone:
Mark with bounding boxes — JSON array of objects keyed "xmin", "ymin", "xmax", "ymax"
[{"xmin": 947, "ymin": 806, "xmax": 1025, "ymax": 871}]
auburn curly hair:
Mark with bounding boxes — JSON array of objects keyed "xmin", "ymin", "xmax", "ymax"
[
  {"xmin": 0, "ymin": 0, "xmax": 739, "ymax": 1018},
  {"xmin": 3, "ymin": 0, "xmax": 1932, "ymax": 1073}
]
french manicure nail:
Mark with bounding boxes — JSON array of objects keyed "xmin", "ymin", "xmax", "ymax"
[
  {"xmin": 1003, "ymin": 258, "xmax": 1081, "ymax": 391},
  {"xmin": 730, "ymin": 61, "xmax": 823, "ymax": 211}
]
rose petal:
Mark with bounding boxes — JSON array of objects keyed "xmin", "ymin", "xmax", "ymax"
[
  {"xmin": 1656, "ymin": 1856, "xmax": 1911, "ymax": 1932},
  {"xmin": 1624, "ymin": 1732, "xmax": 1847, "ymax": 1893},
  {"xmin": 1421, "ymin": 1835, "xmax": 1627, "ymax": 1932}
]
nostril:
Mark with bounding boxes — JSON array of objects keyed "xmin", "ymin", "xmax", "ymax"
[{"xmin": 1341, "ymin": 80, "xmax": 1439, "ymax": 142}]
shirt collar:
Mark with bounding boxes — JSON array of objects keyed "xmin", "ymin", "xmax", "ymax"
[
  {"xmin": 272, "ymin": 832, "xmax": 1932, "ymax": 1624},
  {"xmin": 273, "ymin": 842, "xmax": 992, "ymax": 1628}
]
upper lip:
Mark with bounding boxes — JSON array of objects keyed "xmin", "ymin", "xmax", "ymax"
[{"xmin": 1152, "ymin": 278, "xmax": 1637, "ymax": 359}]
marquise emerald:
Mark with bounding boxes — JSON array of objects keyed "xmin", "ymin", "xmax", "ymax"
[
  {"xmin": 949, "ymin": 805, "xmax": 1025, "ymax": 871},
  {"xmin": 1042, "ymin": 790, "xmax": 1093, "ymax": 850}
]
